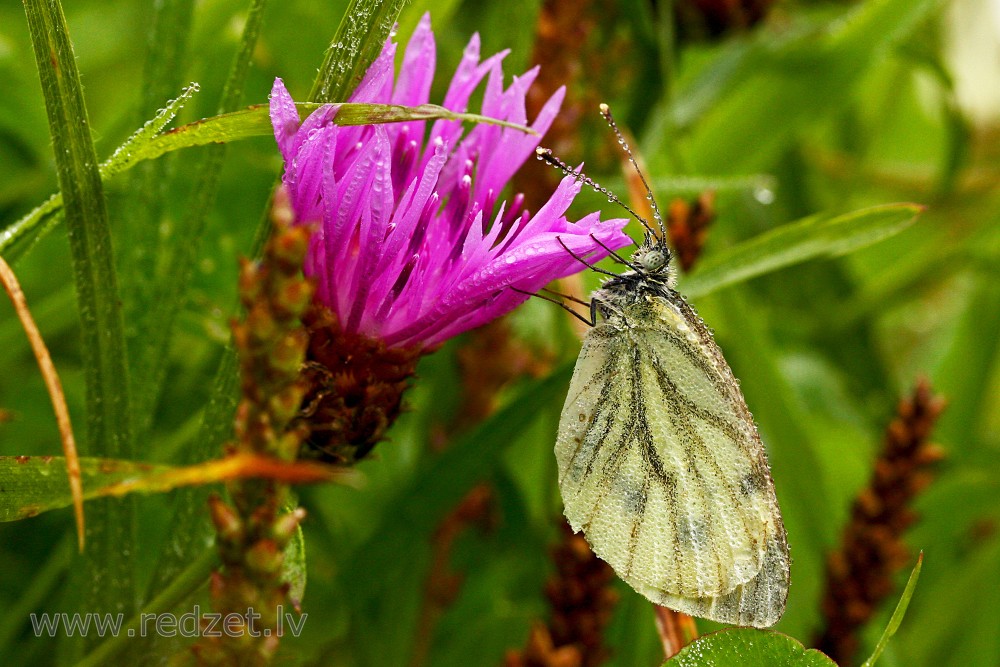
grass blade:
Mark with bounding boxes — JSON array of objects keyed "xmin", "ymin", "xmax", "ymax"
[
  {"xmin": 142, "ymin": 0, "xmax": 271, "ymax": 597},
  {"xmin": 682, "ymin": 204, "xmax": 923, "ymax": 299},
  {"xmin": 860, "ymin": 552, "xmax": 924, "ymax": 667},
  {"xmin": 309, "ymin": 0, "xmax": 409, "ymax": 103},
  {"xmin": 0, "ymin": 454, "xmax": 355, "ymax": 522},
  {"xmin": 21, "ymin": 0, "xmax": 136, "ymax": 648},
  {"xmin": 0, "ymin": 83, "xmax": 200, "ymax": 264}
]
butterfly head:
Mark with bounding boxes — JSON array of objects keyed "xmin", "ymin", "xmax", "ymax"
[
  {"xmin": 630, "ymin": 232, "xmax": 677, "ymax": 288},
  {"xmin": 633, "ymin": 233, "xmax": 670, "ymax": 272}
]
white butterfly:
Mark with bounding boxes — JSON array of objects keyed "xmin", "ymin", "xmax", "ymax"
[{"xmin": 546, "ymin": 111, "xmax": 789, "ymax": 628}]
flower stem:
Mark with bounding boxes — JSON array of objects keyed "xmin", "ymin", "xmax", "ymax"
[{"xmin": 74, "ymin": 548, "xmax": 218, "ymax": 667}]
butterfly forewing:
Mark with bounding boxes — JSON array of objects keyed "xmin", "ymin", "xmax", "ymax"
[{"xmin": 555, "ymin": 288, "xmax": 789, "ymax": 628}]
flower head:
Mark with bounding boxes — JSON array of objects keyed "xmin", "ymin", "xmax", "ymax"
[
  {"xmin": 269, "ymin": 14, "xmax": 631, "ymax": 463},
  {"xmin": 270, "ymin": 14, "xmax": 630, "ymax": 351}
]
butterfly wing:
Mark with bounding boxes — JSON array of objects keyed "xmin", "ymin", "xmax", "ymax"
[{"xmin": 554, "ymin": 291, "xmax": 789, "ymax": 627}]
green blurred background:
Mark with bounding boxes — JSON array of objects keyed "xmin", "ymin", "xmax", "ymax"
[{"xmin": 1, "ymin": 0, "xmax": 998, "ymax": 665}]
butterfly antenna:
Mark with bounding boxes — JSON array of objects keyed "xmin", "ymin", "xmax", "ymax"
[
  {"xmin": 599, "ymin": 103, "xmax": 666, "ymax": 242},
  {"xmin": 535, "ymin": 147, "xmax": 659, "ymax": 241}
]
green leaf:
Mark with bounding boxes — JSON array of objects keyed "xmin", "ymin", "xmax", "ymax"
[
  {"xmin": 22, "ymin": 0, "xmax": 136, "ymax": 638},
  {"xmin": 681, "ymin": 204, "xmax": 924, "ymax": 299},
  {"xmin": 656, "ymin": 0, "xmax": 945, "ymax": 173},
  {"xmin": 0, "ymin": 83, "xmax": 200, "ymax": 265},
  {"xmin": 309, "ymin": 0, "xmax": 408, "ymax": 103},
  {"xmin": 0, "ymin": 454, "xmax": 354, "ymax": 522},
  {"xmin": 282, "ymin": 518, "xmax": 307, "ymax": 609},
  {"xmin": 0, "ymin": 456, "xmax": 169, "ymax": 521},
  {"xmin": 663, "ymin": 628, "xmax": 836, "ymax": 666},
  {"xmin": 338, "ymin": 367, "xmax": 572, "ymax": 664},
  {"xmin": 0, "ymin": 99, "xmax": 527, "ymax": 265},
  {"xmin": 861, "ymin": 552, "xmax": 924, "ymax": 667}
]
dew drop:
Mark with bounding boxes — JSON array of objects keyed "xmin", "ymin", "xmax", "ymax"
[{"xmin": 754, "ymin": 186, "xmax": 775, "ymax": 205}]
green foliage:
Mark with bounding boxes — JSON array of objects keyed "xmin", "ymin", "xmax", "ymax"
[
  {"xmin": 0, "ymin": 0, "xmax": 996, "ymax": 666},
  {"xmin": 663, "ymin": 629, "xmax": 836, "ymax": 666},
  {"xmin": 21, "ymin": 0, "xmax": 137, "ymax": 654},
  {"xmin": 681, "ymin": 204, "xmax": 923, "ymax": 299},
  {"xmin": 0, "ymin": 456, "xmax": 172, "ymax": 521}
]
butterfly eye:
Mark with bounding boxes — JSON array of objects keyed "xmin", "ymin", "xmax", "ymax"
[{"xmin": 638, "ymin": 249, "xmax": 666, "ymax": 272}]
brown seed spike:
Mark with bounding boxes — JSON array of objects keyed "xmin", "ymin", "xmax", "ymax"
[{"xmin": 813, "ymin": 378, "xmax": 947, "ymax": 664}]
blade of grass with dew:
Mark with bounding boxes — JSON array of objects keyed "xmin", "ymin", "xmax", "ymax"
[
  {"xmin": 140, "ymin": 1, "xmax": 270, "ymax": 603},
  {"xmin": 0, "ymin": 83, "xmax": 200, "ymax": 264},
  {"xmin": 0, "ymin": 454, "xmax": 355, "ymax": 522},
  {"xmin": 310, "ymin": 0, "xmax": 409, "ymax": 103},
  {"xmin": 143, "ymin": 0, "xmax": 409, "ymax": 620},
  {"xmin": 127, "ymin": 103, "xmax": 530, "ymax": 165},
  {"xmin": 680, "ymin": 204, "xmax": 923, "ymax": 299},
  {"xmin": 21, "ymin": 0, "xmax": 136, "ymax": 653},
  {"xmin": 119, "ymin": 0, "xmax": 197, "ymax": 436}
]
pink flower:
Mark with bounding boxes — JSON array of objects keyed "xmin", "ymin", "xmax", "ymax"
[{"xmin": 269, "ymin": 14, "xmax": 630, "ymax": 350}]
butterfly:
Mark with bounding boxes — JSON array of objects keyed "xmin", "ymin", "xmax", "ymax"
[{"xmin": 544, "ymin": 106, "xmax": 789, "ymax": 628}]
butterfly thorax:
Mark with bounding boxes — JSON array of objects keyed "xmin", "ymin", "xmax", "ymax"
[{"xmin": 590, "ymin": 236, "xmax": 679, "ymax": 325}]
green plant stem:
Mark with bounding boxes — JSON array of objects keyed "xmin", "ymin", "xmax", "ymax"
[{"xmin": 73, "ymin": 549, "xmax": 218, "ymax": 667}]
